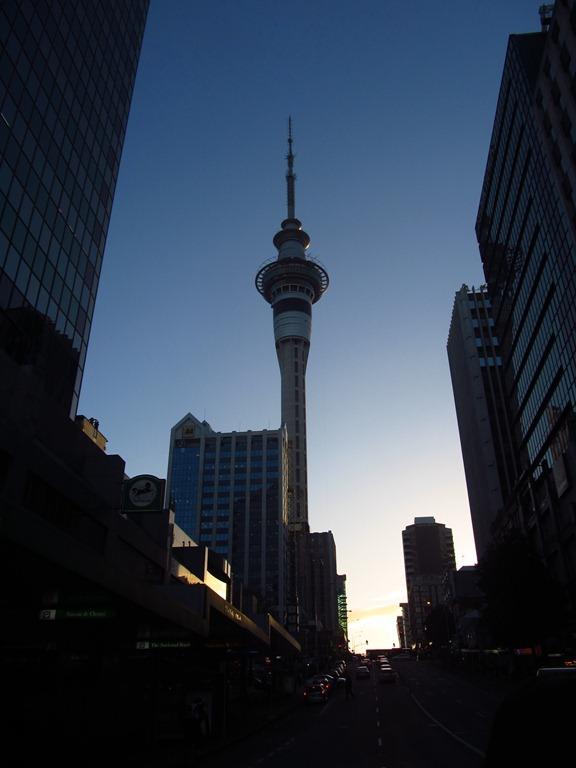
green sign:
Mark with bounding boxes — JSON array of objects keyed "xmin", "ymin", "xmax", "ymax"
[{"xmin": 39, "ymin": 608, "xmax": 115, "ymax": 620}]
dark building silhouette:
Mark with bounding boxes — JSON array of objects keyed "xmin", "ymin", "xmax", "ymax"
[
  {"xmin": 402, "ymin": 517, "xmax": 456, "ymax": 647},
  {"xmin": 474, "ymin": 2, "xmax": 576, "ymax": 614},
  {"xmin": 0, "ymin": 0, "xmax": 149, "ymax": 415}
]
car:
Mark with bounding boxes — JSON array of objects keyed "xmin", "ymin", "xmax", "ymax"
[
  {"xmin": 378, "ymin": 667, "xmax": 398, "ymax": 684},
  {"xmin": 355, "ymin": 665, "xmax": 370, "ymax": 679},
  {"xmin": 536, "ymin": 667, "xmax": 576, "ymax": 680},
  {"xmin": 304, "ymin": 682, "xmax": 328, "ymax": 704},
  {"xmin": 311, "ymin": 674, "xmax": 336, "ymax": 694},
  {"xmin": 392, "ymin": 653, "xmax": 412, "ymax": 661}
]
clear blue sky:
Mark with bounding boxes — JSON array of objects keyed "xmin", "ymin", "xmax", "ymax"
[{"xmin": 79, "ymin": 0, "xmax": 541, "ymax": 647}]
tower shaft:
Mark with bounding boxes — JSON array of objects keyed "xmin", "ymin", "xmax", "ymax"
[{"xmin": 277, "ymin": 337, "xmax": 309, "ymax": 528}]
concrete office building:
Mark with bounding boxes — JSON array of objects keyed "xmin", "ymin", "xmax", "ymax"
[
  {"xmin": 474, "ymin": 2, "xmax": 576, "ymax": 607},
  {"xmin": 308, "ymin": 531, "xmax": 339, "ymax": 634},
  {"xmin": 402, "ymin": 517, "xmax": 456, "ymax": 647},
  {"xmin": 447, "ymin": 284, "xmax": 517, "ymax": 560},
  {"xmin": 0, "ymin": 1, "xmax": 149, "ymax": 416},
  {"xmin": 166, "ymin": 413, "xmax": 289, "ymax": 621}
]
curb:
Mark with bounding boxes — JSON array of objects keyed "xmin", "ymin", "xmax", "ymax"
[{"xmin": 187, "ymin": 697, "xmax": 302, "ymax": 765}]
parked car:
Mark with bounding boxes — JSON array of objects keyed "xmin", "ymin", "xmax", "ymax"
[
  {"xmin": 355, "ymin": 665, "xmax": 370, "ymax": 679},
  {"xmin": 304, "ymin": 682, "xmax": 328, "ymax": 704},
  {"xmin": 311, "ymin": 674, "xmax": 336, "ymax": 694}
]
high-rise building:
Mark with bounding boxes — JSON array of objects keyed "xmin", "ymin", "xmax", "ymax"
[
  {"xmin": 0, "ymin": 0, "xmax": 149, "ymax": 416},
  {"xmin": 474, "ymin": 2, "xmax": 576, "ymax": 602},
  {"xmin": 166, "ymin": 413, "xmax": 289, "ymax": 620},
  {"xmin": 402, "ymin": 517, "xmax": 456, "ymax": 647},
  {"xmin": 447, "ymin": 284, "xmax": 517, "ymax": 560},
  {"xmin": 308, "ymin": 531, "xmax": 339, "ymax": 634},
  {"xmin": 255, "ymin": 121, "xmax": 329, "ymax": 629}
]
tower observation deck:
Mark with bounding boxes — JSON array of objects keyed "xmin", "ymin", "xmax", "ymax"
[{"xmin": 255, "ymin": 120, "xmax": 329, "ymax": 532}]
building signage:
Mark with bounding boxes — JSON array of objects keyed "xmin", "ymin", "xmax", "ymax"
[
  {"xmin": 39, "ymin": 608, "xmax": 115, "ymax": 620},
  {"xmin": 122, "ymin": 474, "xmax": 165, "ymax": 512},
  {"xmin": 136, "ymin": 640, "xmax": 192, "ymax": 649}
]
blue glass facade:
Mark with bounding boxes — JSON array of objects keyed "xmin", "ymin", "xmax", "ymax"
[
  {"xmin": 0, "ymin": 0, "xmax": 149, "ymax": 415},
  {"xmin": 170, "ymin": 440, "xmax": 201, "ymax": 537},
  {"xmin": 167, "ymin": 417, "xmax": 287, "ymax": 619},
  {"xmin": 476, "ymin": 31, "xmax": 576, "ymax": 480}
]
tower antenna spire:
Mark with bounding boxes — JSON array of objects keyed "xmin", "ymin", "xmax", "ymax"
[{"xmin": 286, "ymin": 116, "xmax": 296, "ymax": 219}]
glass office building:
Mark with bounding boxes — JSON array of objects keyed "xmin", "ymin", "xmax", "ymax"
[
  {"xmin": 476, "ymin": 10, "xmax": 576, "ymax": 481},
  {"xmin": 167, "ymin": 414, "xmax": 289, "ymax": 620},
  {"xmin": 474, "ymin": 4, "xmax": 576, "ymax": 609},
  {"xmin": 0, "ymin": 0, "xmax": 149, "ymax": 415}
]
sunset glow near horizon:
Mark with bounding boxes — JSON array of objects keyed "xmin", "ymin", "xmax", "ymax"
[{"xmin": 79, "ymin": 1, "xmax": 540, "ymax": 649}]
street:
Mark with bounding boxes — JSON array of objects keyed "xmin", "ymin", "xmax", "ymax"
[{"xmin": 200, "ymin": 659, "xmax": 508, "ymax": 767}]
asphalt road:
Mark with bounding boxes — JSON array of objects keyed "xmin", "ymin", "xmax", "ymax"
[{"xmin": 200, "ymin": 660, "xmax": 508, "ymax": 767}]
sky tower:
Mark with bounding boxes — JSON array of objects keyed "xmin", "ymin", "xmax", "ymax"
[{"xmin": 256, "ymin": 121, "xmax": 329, "ymax": 533}]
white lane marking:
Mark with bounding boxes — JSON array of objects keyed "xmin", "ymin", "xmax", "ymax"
[
  {"xmin": 410, "ymin": 693, "xmax": 486, "ymax": 758},
  {"xmin": 476, "ymin": 711, "xmax": 487, "ymax": 719},
  {"xmin": 377, "ymin": 737, "xmax": 382, "ymax": 747},
  {"xmin": 377, "ymin": 720, "xmax": 380, "ymax": 727}
]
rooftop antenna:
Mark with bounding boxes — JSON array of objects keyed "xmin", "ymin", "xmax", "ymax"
[{"xmin": 286, "ymin": 116, "xmax": 296, "ymax": 219}]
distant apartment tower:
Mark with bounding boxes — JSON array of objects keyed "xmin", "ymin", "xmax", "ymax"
[
  {"xmin": 402, "ymin": 517, "xmax": 456, "ymax": 646},
  {"xmin": 0, "ymin": 1, "xmax": 149, "ymax": 416},
  {"xmin": 447, "ymin": 284, "xmax": 516, "ymax": 560},
  {"xmin": 475, "ymin": 2, "xmax": 576, "ymax": 599},
  {"xmin": 166, "ymin": 414, "xmax": 288, "ymax": 620}
]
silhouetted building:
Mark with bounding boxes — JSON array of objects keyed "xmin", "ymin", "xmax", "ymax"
[
  {"xmin": 166, "ymin": 413, "xmax": 289, "ymax": 622},
  {"xmin": 0, "ymin": 0, "xmax": 149, "ymax": 415},
  {"xmin": 308, "ymin": 531, "xmax": 339, "ymax": 633},
  {"xmin": 443, "ymin": 565, "xmax": 486, "ymax": 650},
  {"xmin": 0, "ymin": 348, "xmax": 300, "ymax": 760},
  {"xmin": 475, "ymin": 2, "xmax": 576, "ymax": 612},
  {"xmin": 447, "ymin": 284, "xmax": 516, "ymax": 560},
  {"xmin": 402, "ymin": 517, "xmax": 456, "ymax": 647},
  {"xmin": 397, "ymin": 605, "xmax": 408, "ymax": 648}
]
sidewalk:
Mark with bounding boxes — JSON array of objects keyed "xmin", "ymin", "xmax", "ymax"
[{"xmin": 111, "ymin": 687, "xmax": 304, "ymax": 768}]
